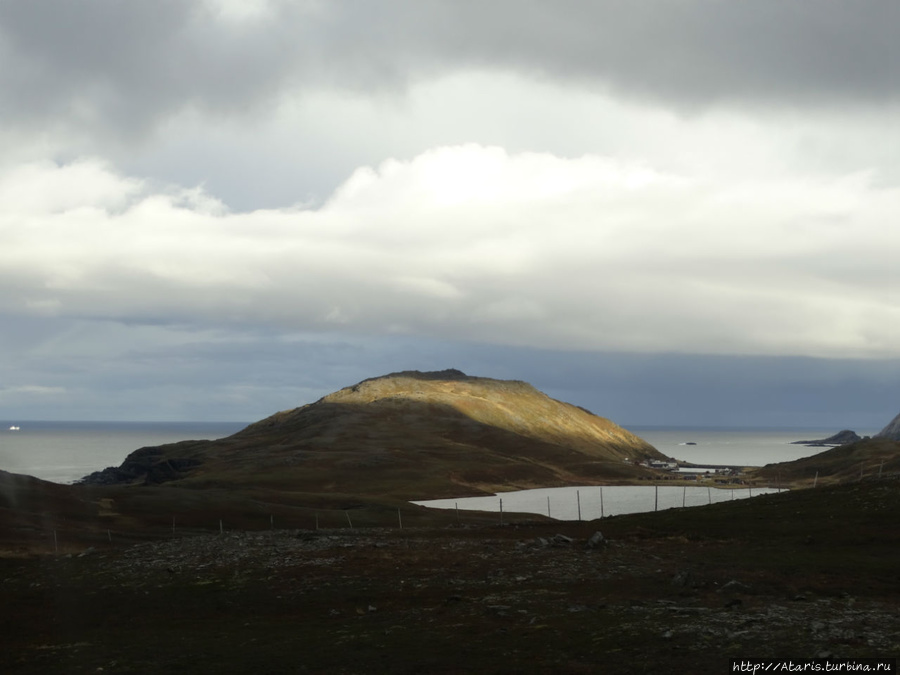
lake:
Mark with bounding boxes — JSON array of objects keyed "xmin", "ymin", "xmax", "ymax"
[
  {"xmin": 410, "ymin": 426, "xmax": 853, "ymax": 520},
  {"xmin": 412, "ymin": 484, "xmax": 784, "ymax": 521}
]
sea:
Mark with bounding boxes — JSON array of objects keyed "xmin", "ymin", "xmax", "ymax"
[
  {"xmin": 0, "ymin": 422, "xmax": 872, "ymax": 487},
  {"xmin": 627, "ymin": 426, "xmax": 873, "ymax": 468},
  {"xmin": 0, "ymin": 421, "xmax": 248, "ymax": 484}
]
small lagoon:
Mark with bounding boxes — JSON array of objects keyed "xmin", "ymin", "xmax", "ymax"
[{"xmin": 412, "ymin": 484, "xmax": 783, "ymax": 521}]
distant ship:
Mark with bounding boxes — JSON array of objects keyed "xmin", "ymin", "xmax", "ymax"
[{"xmin": 9, "ymin": 425, "xmax": 20, "ymax": 431}]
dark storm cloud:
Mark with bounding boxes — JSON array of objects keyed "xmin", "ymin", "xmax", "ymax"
[
  {"xmin": 1, "ymin": 0, "xmax": 895, "ymax": 145},
  {"xmin": 426, "ymin": 0, "xmax": 899, "ymax": 108},
  {"xmin": 0, "ymin": 0, "xmax": 295, "ymax": 140}
]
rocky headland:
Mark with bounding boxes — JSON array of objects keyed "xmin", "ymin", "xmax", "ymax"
[
  {"xmin": 791, "ymin": 430, "xmax": 862, "ymax": 447},
  {"xmin": 80, "ymin": 369, "xmax": 668, "ymax": 499},
  {"xmin": 875, "ymin": 410, "xmax": 900, "ymax": 441}
]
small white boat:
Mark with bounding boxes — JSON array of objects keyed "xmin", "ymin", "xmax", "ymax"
[{"xmin": 9, "ymin": 425, "xmax": 20, "ymax": 431}]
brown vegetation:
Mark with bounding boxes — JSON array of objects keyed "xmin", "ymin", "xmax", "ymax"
[
  {"xmin": 4, "ymin": 371, "xmax": 900, "ymax": 672},
  {"xmin": 80, "ymin": 370, "xmax": 666, "ymax": 499},
  {"xmin": 1, "ymin": 479, "xmax": 898, "ymax": 674},
  {"xmin": 752, "ymin": 437, "xmax": 900, "ymax": 487}
]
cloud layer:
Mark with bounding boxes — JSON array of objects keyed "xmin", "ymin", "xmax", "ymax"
[
  {"xmin": 1, "ymin": 2, "xmax": 897, "ymax": 423},
  {"xmin": 2, "ymin": 145, "xmax": 896, "ymax": 358}
]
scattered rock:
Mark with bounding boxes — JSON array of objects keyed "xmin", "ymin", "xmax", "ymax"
[
  {"xmin": 671, "ymin": 570, "xmax": 694, "ymax": 587},
  {"xmin": 717, "ymin": 580, "xmax": 751, "ymax": 594},
  {"xmin": 584, "ymin": 531, "xmax": 607, "ymax": 550}
]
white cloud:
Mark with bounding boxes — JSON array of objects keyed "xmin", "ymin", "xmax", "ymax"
[
  {"xmin": 0, "ymin": 385, "xmax": 67, "ymax": 398},
  {"xmin": 1, "ymin": 146, "xmax": 897, "ymax": 359},
  {"xmin": 103, "ymin": 68, "xmax": 897, "ymax": 216},
  {"xmin": 0, "ymin": 159, "xmax": 143, "ymax": 214}
]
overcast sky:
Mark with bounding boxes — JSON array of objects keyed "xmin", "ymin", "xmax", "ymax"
[{"xmin": 1, "ymin": 0, "xmax": 898, "ymax": 429}]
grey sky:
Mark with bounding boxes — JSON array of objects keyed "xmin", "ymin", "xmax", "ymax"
[
  {"xmin": 1, "ymin": 1, "xmax": 895, "ymax": 138},
  {"xmin": 0, "ymin": 0, "xmax": 897, "ymax": 426}
]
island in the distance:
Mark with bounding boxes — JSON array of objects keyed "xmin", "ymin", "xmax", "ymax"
[{"xmin": 791, "ymin": 429, "xmax": 862, "ymax": 447}]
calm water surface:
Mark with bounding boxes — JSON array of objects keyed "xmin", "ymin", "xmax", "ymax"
[
  {"xmin": 0, "ymin": 421, "xmax": 247, "ymax": 484},
  {"xmin": 0, "ymin": 423, "xmax": 868, "ymax": 486},
  {"xmin": 413, "ymin": 484, "xmax": 784, "ymax": 520},
  {"xmin": 412, "ymin": 426, "xmax": 873, "ymax": 520},
  {"xmin": 629, "ymin": 426, "xmax": 875, "ymax": 467}
]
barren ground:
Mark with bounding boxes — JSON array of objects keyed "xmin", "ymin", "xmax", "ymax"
[{"xmin": 2, "ymin": 480, "xmax": 898, "ymax": 674}]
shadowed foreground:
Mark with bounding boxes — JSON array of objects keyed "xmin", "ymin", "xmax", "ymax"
[{"xmin": 2, "ymin": 480, "xmax": 898, "ymax": 674}]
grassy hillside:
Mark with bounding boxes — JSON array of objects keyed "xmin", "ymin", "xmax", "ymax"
[
  {"xmin": 81, "ymin": 370, "xmax": 667, "ymax": 498},
  {"xmin": 2, "ymin": 476, "xmax": 898, "ymax": 673}
]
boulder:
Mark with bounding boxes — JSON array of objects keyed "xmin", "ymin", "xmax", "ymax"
[{"xmin": 584, "ymin": 531, "xmax": 607, "ymax": 550}]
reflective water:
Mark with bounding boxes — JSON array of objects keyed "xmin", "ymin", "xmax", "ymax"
[
  {"xmin": 413, "ymin": 484, "xmax": 783, "ymax": 520},
  {"xmin": 0, "ymin": 421, "xmax": 247, "ymax": 484}
]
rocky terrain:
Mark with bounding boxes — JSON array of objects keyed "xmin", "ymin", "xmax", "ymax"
[
  {"xmin": 2, "ymin": 479, "xmax": 898, "ymax": 674},
  {"xmin": 875, "ymin": 410, "xmax": 900, "ymax": 441}
]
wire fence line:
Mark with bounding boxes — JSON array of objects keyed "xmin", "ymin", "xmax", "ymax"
[
  {"xmin": 417, "ymin": 484, "xmax": 786, "ymax": 523},
  {"xmin": 17, "ymin": 470, "xmax": 900, "ymax": 554}
]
